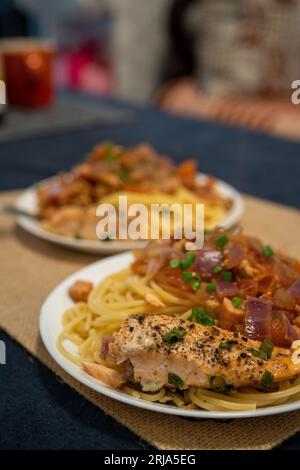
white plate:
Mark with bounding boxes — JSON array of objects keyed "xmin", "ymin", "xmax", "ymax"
[
  {"xmin": 17, "ymin": 174, "xmax": 244, "ymax": 254},
  {"xmin": 40, "ymin": 253, "xmax": 300, "ymax": 419}
]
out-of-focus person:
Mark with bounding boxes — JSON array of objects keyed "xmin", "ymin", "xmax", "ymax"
[
  {"xmin": 110, "ymin": 0, "xmax": 173, "ymax": 103},
  {"xmin": 111, "ymin": 0, "xmax": 300, "ymax": 139}
]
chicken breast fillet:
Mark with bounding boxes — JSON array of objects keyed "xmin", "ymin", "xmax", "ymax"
[{"xmin": 108, "ymin": 314, "xmax": 300, "ymax": 392}]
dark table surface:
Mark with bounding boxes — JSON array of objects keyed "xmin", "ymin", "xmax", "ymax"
[{"xmin": 1, "ymin": 92, "xmax": 300, "ymax": 450}]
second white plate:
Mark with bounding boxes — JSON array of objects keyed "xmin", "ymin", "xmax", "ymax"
[{"xmin": 17, "ymin": 174, "xmax": 244, "ymax": 254}]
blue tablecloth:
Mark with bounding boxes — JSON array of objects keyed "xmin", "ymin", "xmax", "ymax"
[{"xmin": 1, "ymin": 92, "xmax": 300, "ymax": 450}]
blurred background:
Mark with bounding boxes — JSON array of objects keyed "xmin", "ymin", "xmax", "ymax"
[{"xmin": 0, "ymin": 0, "xmax": 300, "ymax": 140}]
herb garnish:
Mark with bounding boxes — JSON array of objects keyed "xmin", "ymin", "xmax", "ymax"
[
  {"xmin": 105, "ymin": 152, "xmax": 117, "ymax": 164},
  {"xmin": 219, "ymin": 340, "xmax": 237, "ymax": 351},
  {"xmin": 191, "ymin": 278, "xmax": 201, "ymax": 291},
  {"xmin": 182, "ymin": 271, "xmax": 193, "ymax": 282},
  {"xmin": 180, "ymin": 252, "xmax": 196, "ymax": 270},
  {"xmin": 209, "ymin": 375, "xmax": 235, "ymax": 393},
  {"xmin": 222, "ymin": 271, "xmax": 232, "ymax": 282},
  {"xmin": 216, "ymin": 234, "xmax": 228, "ymax": 248},
  {"xmin": 206, "ymin": 282, "xmax": 216, "ymax": 293},
  {"xmin": 260, "ymin": 370, "xmax": 274, "ymax": 389},
  {"xmin": 189, "ymin": 307, "xmax": 215, "ymax": 326},
  {"xmin": 170, "ymin": 258, "xmax": 180, "ymax": 268},
  {"xmin": 232, "ymin": 297, "xmax": 243, "ymax": 308},
  {"xmin": 170, "ymin": 253, "xmax": 196, "ymax": 270},
  {"xmin": 118, "ymin": 169, "xmax": 131, "ymax": 182},
  {"xmin": 163, "ymin": 327, "xmax": 187, "ymax": 345},
  {"xmin": 262, "ymin": 245, "xmax": 273, "ymax": 257},
  {"xmin": 168, "ymin": 372, "xmax": 184, "ymax": 388},
  {"xmin": 250, "ymin": 340, "xmax": 274, "ymax": 360},
  {"xmin": 214, "ymin": 265, "xmax": 222, "ymax": 273}
]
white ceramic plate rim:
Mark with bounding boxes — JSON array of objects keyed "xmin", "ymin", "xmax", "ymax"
[
  {"xmin": 40, "ymin": 252, "xmax": 300, "ymax": 419},
  {"xmin": 17, "ymin": 173, "xmax": 244, "ymax": 254}
]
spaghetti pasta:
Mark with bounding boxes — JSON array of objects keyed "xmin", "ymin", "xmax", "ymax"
[{"xmin": 57, "ymin": 266, "xmax": 300, "ymax": 412}]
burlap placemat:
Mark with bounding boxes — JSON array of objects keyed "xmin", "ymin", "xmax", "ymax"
[{"xmin": 1, "ymin": 189, "xmax": 300, "ymax": 450}]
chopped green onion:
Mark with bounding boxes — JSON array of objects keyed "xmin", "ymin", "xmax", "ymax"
[
  {"xmin": 250, "ymin": 348, "xmax": 266, "ymax": 359},
  {"xmin": 232, "ymin": 297, "xmax": 243, "ymax": 308},
  {"xmin": 216, "ymin": 234, "xmax": 229, "ymax": 248},
  {"xmin": 260, "ymin": 370, "xmax": 274, "ymax": 389},
  {"xmin": 163, "ymin": 327, "xmax": 187, "ymax": 345},
  {"xmin": 189, "ymin": 307, "xmax": 215, "ymax": 326},
  {"xmin": 260, "ymin": 340, "xmax": 274, "ymax": 358},
  {"xmin": 74, "ymin": 233, "xmax": 82, "ymax": 240},
  {"xmin": 206, "ymin": 282, "xmax": 216, "ymax": 293},
  {"xmin": 225, "ymin": 384, "xmax": 236, "ymax": 392},
  {"xmin": 213, "ymin": 265, "xmax": 222, "ymax": 273},
  {"xmin": 180, "ymin": 252, "xmax": 196, "ymax": 270},
  {"xmin": 222, "ymin": 271, "xmax": 232, "ymax": 282},
  {"xmin": 209, "ymin": 375, "xmax": 235, "ymax": 393},
  {"xmin": 168, "ymin": 372, "xmax": 184, "ymax": 388},
  {"xmin": 105, "ymin": 152, "xmax": 117, "ymax": 164},
  {"xmin": 251, "ymin": 340, "xmax": 274, "ymax": 360},
  {"xmin": 182, "ymin": 271, "xmax": 193, "ymax": 282},
  {"xmin": 262, "ymin": 245, "xmax": 273, "ymax": 257},
  {"xmin": 204, "ymin": 228, "xmax": 211, "ymax": 235},
  {"xmin": 170, "ymin": 258, "xmax": 180, "ymax": 268},
  {"xmin": 118, "ymin": 169, "xmax": 131, "ymax": 182},
  {"xmin": 191, "ymin": 278, "xmax": 201, "ymax": 291},
  {"xmin": 219, "ymin": 340, "xmax": 237, "ymax": 351}
]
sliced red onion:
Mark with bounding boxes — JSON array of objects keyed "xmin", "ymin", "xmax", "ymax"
[
  {"xmin": 215, "ymin": 279, "xmax": 239, "ymax": 298},
  {"xmin": 101, "ymin": 335, "xmax": 113, "ymax": 359},
  {"xmin": 288, "ymin": 278, "xmax": 300, "ymax": 299},
  {"xmin": 244, "ymin": 297, "xmax": 272, "ymax": 340},
  {"xmin": 195, "ymin": 249, "xmax": 223, "ymax": 279},
  {"xmin": 282, "ymin": 313, "xmax": 300, "ymax": 344},
  {"xmin": 226, "ymin": 244, "xmax": 245, "ymax": 269}
]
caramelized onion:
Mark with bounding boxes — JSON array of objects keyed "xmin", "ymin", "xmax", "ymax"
[
  {"xmin": 101, "ymin": 335, "xmax": 113, "ymax": 359},
  {"xmin": 215, "ymin": 279, "xmax": 239, "ymax": 298},
  {"xmin": 282, "ymin": 313, "xmax": 300, "ymax": 344},
  {"xmin": 195, "ymin": 249, "xmax": 223, "ymax": 279},
  {"xmin": 288, "ymin": 279, "xmax": 300, "ymax": 299},
  {"xmin": 244, "ymin": 297, "xmax": 272, "ymax": 340},
  {"xmin": 270, "ymin": 311, "xmax": 299, "ymax": 347},
  {"xmin": 225, "ymin": 243, "xmax": 245, "ymax": 269}
]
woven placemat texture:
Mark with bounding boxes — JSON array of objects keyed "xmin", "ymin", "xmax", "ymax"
[{"xmin": 1, "ymin": 190, "xmax": 300, "ymax": 450}]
